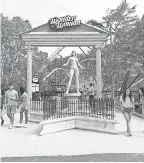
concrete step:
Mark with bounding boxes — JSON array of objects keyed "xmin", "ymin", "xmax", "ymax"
[
  {"xmin": 28, "ymin": 112, "xmax": 43, "ymax": 122},
  {"xmin": 39, "ymin": 116, "xmax": 118, "ymax": 136},
  {"xmin": 28, "ymin": 118, "xmax": 41, "ymax": 123}
]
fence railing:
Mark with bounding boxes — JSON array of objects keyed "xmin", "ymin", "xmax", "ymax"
[
  {"xmin": 30, "ymin": 98, "xmax": 115, "ymax": 120},
  {"xmin": 134, "ymin": 101, "xmax": 144, "ymax": 118}
]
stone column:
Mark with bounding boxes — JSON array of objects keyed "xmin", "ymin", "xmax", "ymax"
[
  {"xmin": 27, "ymin": 46, "xmax": 33, "ymax": 100},
  {"xmin": 96, "ymin": 47, "xmax": 102, "ymax": 98}
]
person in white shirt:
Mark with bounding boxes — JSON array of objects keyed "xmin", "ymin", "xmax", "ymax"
[
  {"xmin": 20, "ymin": 87, "xmax": 30, "ymax": 128},
  {"xmin": 12, "ymin": 87, "xmax": 30, "ymax": 128},
  {"xmin": 56, "ymin": 91, "xmax": 62, "ymax": 113},
  {"xmin": 120, "ymin": 89, "xmax": 135, "ymax": 136},
  {"xmin": 4, "ymin": 84, "xmax": 18, "ymax": 129}
]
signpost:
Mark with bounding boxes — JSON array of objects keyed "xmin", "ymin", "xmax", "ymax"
[{"xmin": 32, "ymin": 78, "xmax": 39, "ymax": 92}]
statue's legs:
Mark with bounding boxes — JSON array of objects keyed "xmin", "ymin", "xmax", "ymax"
[
  {"xmin": 75, "ymin": 68, "xmax": 80, "ymax": 93},
  {"xmin": 66, "ymin": 69, "xmax": 74, "ymax": 93}
]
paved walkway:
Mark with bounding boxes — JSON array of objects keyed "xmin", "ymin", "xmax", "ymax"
[
  {"xmin": 2, "ymin": 154, "xmax": 144, "ymax": 162},
  {"xmin": 1, "ymin": 110, "xmax": 144, "ymax": 158}
]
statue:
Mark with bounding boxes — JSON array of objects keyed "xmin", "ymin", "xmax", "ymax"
[{"xmin": 63, "ymin": 50, "xmax": 84, "ymax": 94}]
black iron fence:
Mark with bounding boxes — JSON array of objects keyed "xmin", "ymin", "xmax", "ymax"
[{"xmin": 30, "ymin": 97, "xmax": 115, "ymax": 120}]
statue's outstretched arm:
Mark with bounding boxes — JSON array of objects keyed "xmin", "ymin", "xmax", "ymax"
[
  {"xmin": 77, "ymin": 59, "xmax": 84, "ymax": 69},
  {"xmin": 63, "ymin": 58, "xmax": 71, "ymax": 67}
]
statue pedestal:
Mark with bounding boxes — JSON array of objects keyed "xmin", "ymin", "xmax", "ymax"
[{"xmin": 65, "ymin": 93, "xmax": 81, "ymax": 111}]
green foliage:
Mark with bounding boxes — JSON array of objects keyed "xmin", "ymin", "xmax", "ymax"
[
  {"xmin": 1, "ymin": 0, "xmax": 143, "ymax": 92},
  {"xmin": 1, "ymin": 14, "xmax": 32, "ymax": 90},
  {"xmin": 85, "ymin": 0, "xmax": 143, "ymax": 90}
]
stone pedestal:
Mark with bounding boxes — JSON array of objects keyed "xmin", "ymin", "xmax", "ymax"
[{"xmin": 65, "ymin": 93, "xmax": 81, "ymax": 112}]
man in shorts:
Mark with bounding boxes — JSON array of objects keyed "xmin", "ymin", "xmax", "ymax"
[{"xmin": 4, "ymin": 84, "xmax": 18, "ymax": 129}]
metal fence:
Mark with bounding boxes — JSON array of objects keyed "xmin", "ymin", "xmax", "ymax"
[{"xmin": 30, "ymin": 97, "xmax": 115, "ymax": 120}]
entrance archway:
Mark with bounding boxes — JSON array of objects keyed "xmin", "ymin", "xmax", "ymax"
[{"xmin": 21, "ymin": 16, "xmax": 108, "ymax": 100}]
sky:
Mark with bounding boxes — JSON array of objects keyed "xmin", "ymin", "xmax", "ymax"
[{"xmin": 1, "ymin": 0, "xmax": 144, "ymax": 57}]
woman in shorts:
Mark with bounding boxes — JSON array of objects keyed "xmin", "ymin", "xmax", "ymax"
[{"xmin": 120, "ymin": 89, "xmax": 135, "ymax": 136}]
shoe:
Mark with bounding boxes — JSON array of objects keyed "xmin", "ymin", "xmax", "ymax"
[
  {"xmin": 128, "ymin": 133, "xmax": 132, "ymax": 136},
  {"xmin": 8, "ymin": 124, "xmax": 13, "ymax": 129},
  {"xmin": 23, "ymin": 124, "xmax": 28, "ymax": 128},
  {"xmin": 126, "ymin": 133, "xmax": 132, "ymax": 137},
  {"xmin": 16, "ymin": 123, "xmax": 23, "ymax": 127},
  {"xmin": 1, "ymin": 119, "xmax": 4, "ymax": 125}
]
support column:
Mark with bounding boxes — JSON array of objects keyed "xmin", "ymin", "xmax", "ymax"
[
  {"xmin": 27, "ymin": 46, "xmax": 33, "ymax": 100},
  {"xmin": 96, "ymin": 47, "xmax": 102, "ymax": 98}
]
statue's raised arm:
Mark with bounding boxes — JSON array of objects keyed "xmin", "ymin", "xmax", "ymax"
[{"xmin": 63, "ymin": 58, "xmax": 71, "ymax": 67}]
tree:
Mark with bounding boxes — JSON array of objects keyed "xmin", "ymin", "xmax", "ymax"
[
  {"xmin": 101, "ymin": 0, "xmax": 141, "ymax": 97},
  {"xmin": 1, "ymin": 14, "xmax": 32, "ymax": 90},
  {"xmin": 85, "ymin": 0, "xmax": 143, "ymax": 97}
]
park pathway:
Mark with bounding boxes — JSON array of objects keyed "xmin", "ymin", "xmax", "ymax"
[{"xmin": 1, "ymin": 110, "xmax": 144, "ymax": 159}]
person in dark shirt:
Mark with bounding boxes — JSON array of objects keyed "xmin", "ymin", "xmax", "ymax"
[
  {"xmin": 1, "ymin": 90, "xmax": 5, "ymax": 125},
  {"xmin": 88, "ymin": 83, "xmax": 95, "ymax": 107}
]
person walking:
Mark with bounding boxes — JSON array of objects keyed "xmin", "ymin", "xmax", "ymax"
[
  {"xmin": 139, "ymin": 88, "xmax": 144, "ymax": 133},
  {"xmin": 83, "ymin": 85, "xmax": 88, "ymax": 101},
  {"xmin": 18, "ymin": 87, "xmax": 30, "ymax": 128},
  {"xmin": 4, "ymin": 84, "xmax": 18, "ymax": 129},
  {"xmin": 1, "ymin": 90, "xmax": 5, "ymax": 125},
  {"xmin": 88, "ymin": 83, "xmax": 95, "ymax": 107},
  {"xmin": 120, "ymin": 89, "xmax": 135, "ymax": 136},
  {"xmin": 56, "ymin": 91, "xmax": 62, "ymax": 113}
]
